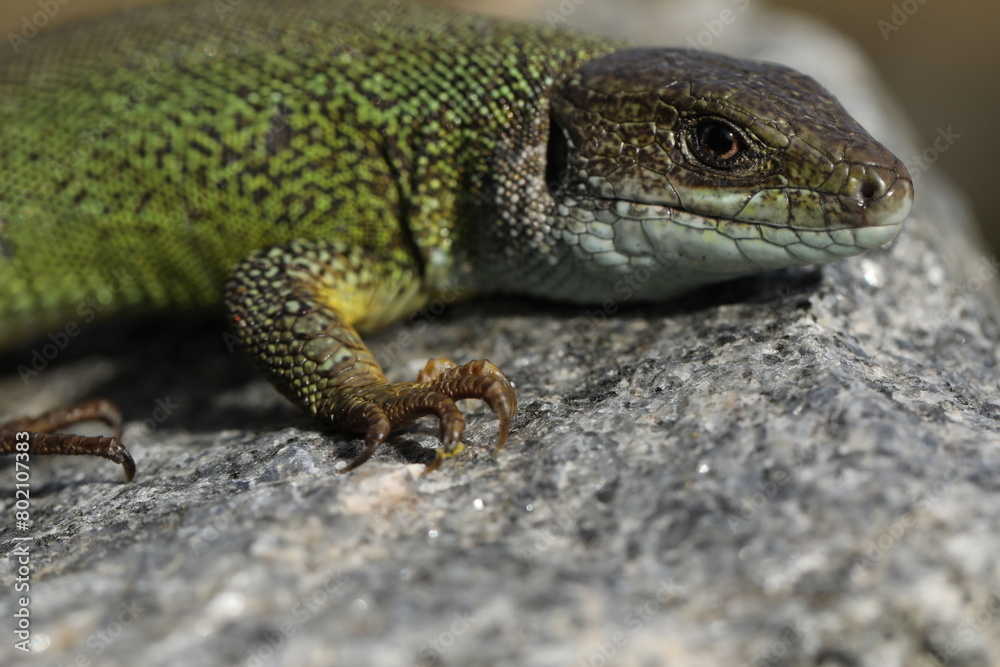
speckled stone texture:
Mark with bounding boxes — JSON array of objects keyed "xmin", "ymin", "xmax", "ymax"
[{"xmin": 2, "ymin": 2, "xmax": 999, "ymax": 666}]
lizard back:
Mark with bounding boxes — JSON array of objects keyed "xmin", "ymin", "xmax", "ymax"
[{"xmin": 0, "ymin": 0, "xmax": 613, "ymax": 346}]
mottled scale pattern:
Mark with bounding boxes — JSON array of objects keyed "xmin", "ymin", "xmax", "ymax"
[{"xmin": 0, "ymin": 0, "xmax": 617, "ymax": 346}]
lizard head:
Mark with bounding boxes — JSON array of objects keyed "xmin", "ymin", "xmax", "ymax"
[{"xmin": 518, "ymin": 47, "xmax": 913, "ymax": 301}]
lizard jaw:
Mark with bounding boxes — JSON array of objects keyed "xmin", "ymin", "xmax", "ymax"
[{"xmin": 539, "ymin": 197, "xmax": 906, "ymax": 302}]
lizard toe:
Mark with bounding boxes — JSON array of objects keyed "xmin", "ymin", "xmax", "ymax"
[
  {"xmin": 417, "ymin": 359, "xmax": 517, "ymax": 454},
  {"xmin": 339, "ymin": 404, "xmax": 392, "ymax": 472}
]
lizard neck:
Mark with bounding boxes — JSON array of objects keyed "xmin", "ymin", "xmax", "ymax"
[{"xmin": 388, "ymin": 27, "xmax": 620, "ymax": 297}]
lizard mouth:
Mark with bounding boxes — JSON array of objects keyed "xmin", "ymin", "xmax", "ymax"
[
  {"xmin": 556, "ymin": 191, "xmax": 908, "ymax": 279},
  {"xmin": 560, "ymin": 150, "xmax": 914, "ymax": 274}
]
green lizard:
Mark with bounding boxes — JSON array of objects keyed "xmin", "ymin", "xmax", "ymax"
[{"xmin": 0, "ymin": 0, "xmax": 913, "ymax": 479}]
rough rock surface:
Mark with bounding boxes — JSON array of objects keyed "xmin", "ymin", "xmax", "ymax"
[{"xmin": 2, "ymin": 2, "xmax": 998, "ymax": 666}]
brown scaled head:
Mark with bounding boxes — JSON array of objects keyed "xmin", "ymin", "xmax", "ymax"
[{"xmin": 548, "ymin": 48, "xmax": 913, "ymax": 268}]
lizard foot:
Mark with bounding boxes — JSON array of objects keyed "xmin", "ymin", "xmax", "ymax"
[
  {"xmin": 225, "ymin": 241, "xmax": 520, "ymax": 473},
  {"xmin": 338, "ymin": 358, "xmax": 517, "ymax": 472},
  {"xmin": 0, "ymin": 399, "xmax": 136, "ymax": 481}
]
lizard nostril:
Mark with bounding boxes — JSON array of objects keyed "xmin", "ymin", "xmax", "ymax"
[
  {"xmin": 857, "ymin": 169, "xmax": 886, "ymax": 203},
  {"xmin": 860, "ymin": 178, "xmax": 878, "ymax": 201}
]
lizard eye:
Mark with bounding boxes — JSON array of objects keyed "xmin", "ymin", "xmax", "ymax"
[
  {"xmin": 546, "ymin": 114, "xmax": 571, "ymax": 194},
  {"xmin": 688, "ymin": 117, "xmax": 753, "ymax": 170}
]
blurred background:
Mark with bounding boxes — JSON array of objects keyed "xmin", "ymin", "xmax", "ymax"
[{"xmin": 3, "ymin": 0, "xmax": 996, "ymax": 257}]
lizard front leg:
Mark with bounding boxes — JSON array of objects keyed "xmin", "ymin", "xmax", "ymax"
[{"xmin": 224, "ymin": 240, "xmax": 517, "ymax": 471}]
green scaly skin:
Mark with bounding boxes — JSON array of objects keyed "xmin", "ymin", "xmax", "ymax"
[{"xmin": 0, "ymin": 0, "xmax": 913, "ymax": 477}]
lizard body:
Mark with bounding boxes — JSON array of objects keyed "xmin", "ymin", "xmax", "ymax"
[{"xmin": 0, "ymin": 0, "xmax": 913, "ymax": 476}]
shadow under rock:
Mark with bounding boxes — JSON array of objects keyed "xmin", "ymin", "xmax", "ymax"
[
  {"xmin": 475, "ymin": 265, "xmax": 824, "ymax": 323},
  {"xmin": 1, "ymin": 313, "xmax": 305, "ymax": 435}
]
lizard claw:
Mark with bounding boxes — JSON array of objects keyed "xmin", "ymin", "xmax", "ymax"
[
  {"xmin": 336, "ymin": 358, "xmax": 517, "ymax": 472},
  {"xmin": 416, "ymin": 358, "xmax": 517, "ymax": 455},
  {"xmin": 0, "ymin": 399, "xmax": 136, "ymax": 481}
]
